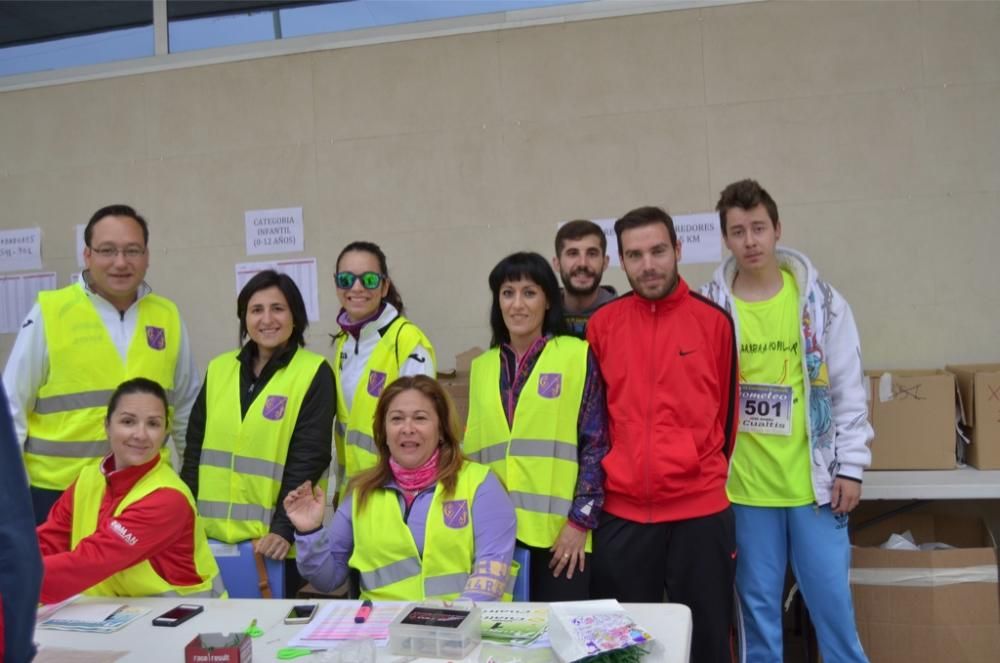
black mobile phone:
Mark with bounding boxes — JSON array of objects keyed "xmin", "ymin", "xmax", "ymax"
[
  {"xmin": 284, "ymin": 604, "xmax": 318, "ymax": 625},
  {"xmin": 152, "ymin": 603, "xmax": 204, "ymax": 627}
]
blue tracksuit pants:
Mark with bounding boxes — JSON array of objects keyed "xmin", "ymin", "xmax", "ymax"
[{"xmin": 733, "ymin": 504, "xmax": 868, "ymax": 663}]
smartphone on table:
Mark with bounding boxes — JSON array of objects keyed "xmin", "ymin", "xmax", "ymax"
[
  {"xmin": 152, "ymin": 603, "xmax": 204, "ymax": 627},
  {"xmin": 284, "ymin": 604, "xmax": 318, "ymax": 624}
]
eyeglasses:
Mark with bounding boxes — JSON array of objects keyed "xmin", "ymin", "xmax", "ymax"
[
  {"xmin": 91, "ymin": 246, "xmax": 147, "ymax": 260},
  {"xmin": 335, "ymin": 271, "xmax": 385, "ymax": 290}
]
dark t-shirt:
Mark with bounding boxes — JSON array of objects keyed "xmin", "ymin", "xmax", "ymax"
[{"xmin": 562, "ymin": 286, "xmax": 617, "ymax": 339}]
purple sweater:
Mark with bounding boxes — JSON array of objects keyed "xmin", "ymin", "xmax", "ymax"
[{"xmin": 295, "ymin": 470, "xmax": 515, "ymax": 601}]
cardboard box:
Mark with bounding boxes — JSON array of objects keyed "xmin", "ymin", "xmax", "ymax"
[
  {"xmin": 437, "ymin": 347, "xmax": 481, "ymax": 428},
  {"xmin": 850, "ymin": 512, "xmax": 1000, "ymax": 663},
  {"xmin": 947, "ymin": 364, "xmax": 1000, "ymax": 469},
  {"xmin": 184, "ymin": 633, "xmax": 252, "ymax": 663},
  {"xmin": 866, "ymin": 370, "xmax": 957, "ymax": 469},
  {"xmin": 439, "ymin": 371, "xmax": 470, "ymax": 428}
]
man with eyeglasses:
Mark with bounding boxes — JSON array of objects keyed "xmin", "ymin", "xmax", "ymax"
[{"xmin": 3, "ymin": 204, "xmax": 200, "ymax": 524}]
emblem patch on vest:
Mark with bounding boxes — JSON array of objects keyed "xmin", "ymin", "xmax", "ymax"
[
  {"xmin": 442, "ymin": 500, "xmax": 469, "ymax": 528},
  {"xmin": 262, "ymin": 395, "xmax": 288, "ymax": 421},
  {"xmin": 538, "ymin": 373, "xmax": 562, "ymax": 399},
  {"xmin": 367, "ymin": 370, "xmax": 387, "ymax": 397},
  {"xmin": 145, "ymin": 325, "xmax": 166, "ymax": 350}
]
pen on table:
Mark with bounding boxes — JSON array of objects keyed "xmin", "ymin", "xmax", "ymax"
[{"xmin": 354, "ymin": 599, "xmax": 373, "ymax": 623}]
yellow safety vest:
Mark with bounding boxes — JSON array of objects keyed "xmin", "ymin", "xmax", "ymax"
[
  {"xmin": 70, "ymin": 457, "xmax": 225, "ymax": 598},
  {"xmin": 464, "ymin": 337, "xmax": 591, "ymax": 550},
  {"xmin": 26, "ymin": 284, "xmax": 180, "ymax": 490},
  {"xmin": 198, "ymin": 346, "xmax": 327, "ymax": 544},
  {"xmin": 333, "ymin": 316, "xmax": 435, "ymax": 493},
  {"xmin": 350, "ymin": 461, "xmax": 514, "ymax": 601}
]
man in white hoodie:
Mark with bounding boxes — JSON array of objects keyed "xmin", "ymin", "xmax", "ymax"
[{"xmin": 701, "ymin": 179, "xmax": 872, "ymax": 663}]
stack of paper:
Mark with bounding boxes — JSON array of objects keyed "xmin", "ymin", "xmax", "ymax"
[
  {"xmin": 38, "ymin": 603, "xmax": 150, "ymax": 634},
  {"xmin": 287, "ymin": 602, "xmax": 403, "ymax": 648}
]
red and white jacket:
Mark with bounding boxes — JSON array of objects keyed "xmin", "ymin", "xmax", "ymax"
[
  {"xmin": 586, "ymin": 277, "xmax": 738, "ymax": 523},
  {"xmin": 37, "ymin": 454, "xmax": 205, "ymax": 604}
]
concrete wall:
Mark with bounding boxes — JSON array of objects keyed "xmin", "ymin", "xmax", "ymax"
[{"xmin": 2, "ymin": 0, "xmax": 998, "ymax": 373}]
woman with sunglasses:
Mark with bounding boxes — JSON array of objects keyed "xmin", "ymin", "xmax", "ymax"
[
  {"xmin": 332, "ymin": 241, "xmax": 436, "ymax": 497},
  {"xmin": 463, "ymin": 252, "xmax": 609, "ymax": 601},
  {"xmin": 181, "ymin": 270, "xmax": 334, "ymax": 597}
]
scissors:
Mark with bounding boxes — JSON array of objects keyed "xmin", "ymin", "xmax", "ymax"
[
  {"xmin": 245, "ymin": 618, "xmax": 264, "ymax": 638},
  {"xmin": 276, "ymin": 647, "xmax": 325, "ymax": 660}
]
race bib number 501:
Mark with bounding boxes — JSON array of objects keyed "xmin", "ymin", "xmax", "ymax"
[{"xmin": 739, "ymin": 383, "xmax": 793, "ymax": 436}]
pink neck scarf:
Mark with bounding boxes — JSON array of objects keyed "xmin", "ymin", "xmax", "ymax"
[{"xmin": 390, "ymin": 447, "xmax": 440, "ymax": 507}]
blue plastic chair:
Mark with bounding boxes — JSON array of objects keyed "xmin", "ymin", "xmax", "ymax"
[
  {"xmin": 511, "ymin": 546, "xmax": 530, "ymax": 601},
  {"xmin": 210, "ymin": 539, "xmax": 285, "ymax": 598}
]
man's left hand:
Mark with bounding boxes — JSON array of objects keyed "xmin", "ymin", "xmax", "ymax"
[{"xmin": 831, "ymin": 477, "xmax": 861, "ymax": 514}]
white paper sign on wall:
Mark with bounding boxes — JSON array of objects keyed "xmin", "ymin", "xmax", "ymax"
[
  {"xmin": 0, "ymin": 228, "xmax": 43, "ymax": 273},
  {"xmin": 557, "ymin": 211, "xmax": 721, "ymax": 268},
  {"xmin": 245, "ymin": 207, "xmax": 304, "ymax": 256}
]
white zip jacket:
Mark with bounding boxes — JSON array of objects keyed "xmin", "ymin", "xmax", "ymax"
[
  {"xmin": 2, "ymin": 280, "xmax": 200, "ymax": 461},
  {"xmin": 335, "ymin": 303, "xmax": 436, "ymax": 413},
  {"xmin": 701, "ymin": 247, "xmax": 873, "ymax": 506}
]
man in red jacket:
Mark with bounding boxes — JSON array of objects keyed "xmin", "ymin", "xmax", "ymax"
[{"xmin": 587, "ymin": 206, "xmax": 739, "ymax": 663}]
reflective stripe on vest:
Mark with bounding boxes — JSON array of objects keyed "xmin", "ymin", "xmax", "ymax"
[
  {"xmin": 333, "ymin": 316, "xmax": 435, "ymax": 494},
  {"xmin": 71, "ymin": 457, "xmax": 225, "ymax": 598},
  {"xmin": 463, "ymin": 338, "xmax": 591, "ymax": 550},
  {"xmin": 198, "ymin": 347, "xmax": 327, "ymax": 544},
  {"xmin": 359, "ymin": 556, "xmax": 422, "ymax": 592},
  {"xmin": 509, "ymin": 491, "xmax": 573, "ymax": 518},
  {"xmin": 199, "ymin": 449, "xmax": 285, "ymax": 483},
  {"xmin": 197, "ymin": 500, "xmax": 274, "ymax": 524},
  {"xmin": 26, "ymin": 284, "xmax": 180, "ymax": 490},
  {"xmin": 35, "ymin": 390, "xmax": 114, "ymax": 415},
  {"xmin": 24, "ymin": 438, "xmax": 109, "ymax": 458},
  {"xmin": 157, "ymin": 574, "xmax": 227, "ymax": 598},
  {"xmin": 424, "ymin": 572, "xmax": 470, "ymax": 598},
  {"xmin": 510, "ymin": 438, "xmax": 578, "ymax": 462},
  {"xmin": 35, "ymin": 388, "xmax": 176, "ymax": 415},
  {"xmin": 465, "ymin": 441, "xmax": 507, "ymax": 465},
  {"xmin": 334, "ymin": 421, "xmax": 347, "ymax": 487},
  {"xmin": 346, "ymin": 429, "xmax": 377, "ymax": 456},
  {"xmin": 350, "ymin": 462, "xmax": 488, "ymax": 601}
]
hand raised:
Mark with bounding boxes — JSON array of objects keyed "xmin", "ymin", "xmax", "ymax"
[{"xmin": 283, "ymin": 480, "xmax": 326, "ymax": 532}]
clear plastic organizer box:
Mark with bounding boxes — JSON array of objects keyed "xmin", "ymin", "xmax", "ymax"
[{"xmin": 388, "ymin": 604, "xmax": 481, "ymax": 659}]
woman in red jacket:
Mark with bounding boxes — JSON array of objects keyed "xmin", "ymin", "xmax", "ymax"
[{"xmin": 37, "ymin": 378, "xmax": 223, "ymax": 603}]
